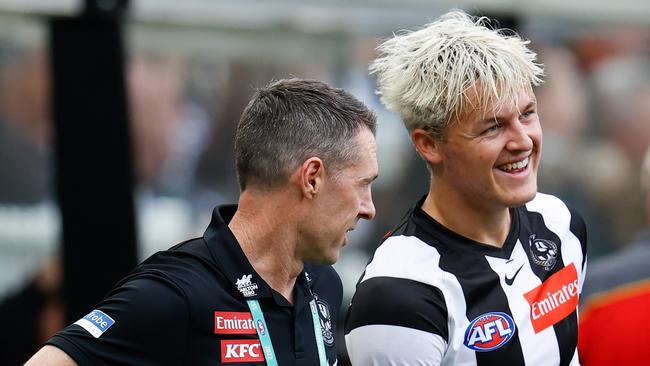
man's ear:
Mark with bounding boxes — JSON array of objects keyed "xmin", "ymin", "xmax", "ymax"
[
  {"xmin": 411, "ymin": 128, "xmax": 443, "ymax": 165},
  {"xmin": 298, "ymin": 157, "xmax": 324, "ymax": 199}
]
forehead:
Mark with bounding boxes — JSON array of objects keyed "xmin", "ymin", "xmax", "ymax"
[
  {"xmin": 458, "ymin": 87, "xmax": 536, "ymax": 124},
  {"xmin": 342, "ymin": 128, "xmax": 377, "ymax": 174}
]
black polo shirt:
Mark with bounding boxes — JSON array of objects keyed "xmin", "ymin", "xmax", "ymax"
[{"xmin": 47, "ymin": 205, "xmax": 342, "ymax": 365}]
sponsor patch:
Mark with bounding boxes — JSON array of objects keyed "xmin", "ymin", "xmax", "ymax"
[
  {"xmin": 221, "ymin": 339, "xmax": 265, "ymax": 363},
  {"xmin": 464, "ymin": 312, "xmax": 516, "ymax": 352},
  {"xmin": 524, "ymin": 262, "xmax": 579, "ymax": 333},
  {"xmin": 236, "ymin": 274, "xmax": 258, "ymax": 297},
  {"xmin": 214, "ymin": 311, "xmax": 256, "ymax": 334},
  {"xmin": 74, "ymin": 309, "xmax": 115, "ymax": 338}
]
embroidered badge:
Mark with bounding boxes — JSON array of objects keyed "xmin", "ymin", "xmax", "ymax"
[
  {"xmin": 316, "ymin": 298, "xmax": 334, "ymax": 346},
  {"xmin": 528, "ymin": 234, "xmax": 558, "ymax": 271},
  {"xmin": 236, "ymin": 274, "xmax": 258, "ymax": 297}
]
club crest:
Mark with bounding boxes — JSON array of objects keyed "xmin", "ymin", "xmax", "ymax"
[
  {"xmin": 316, "ymin": 298, "xmax": 334, "ymax": 346},
  {"xmin": 528, "ymin": 234, "xmax": 558, "ymax": 271}
]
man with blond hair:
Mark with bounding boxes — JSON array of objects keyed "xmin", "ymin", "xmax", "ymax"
[{"xmin": 345, "ymin": 10, "xmax": 587, "ymax": 365}]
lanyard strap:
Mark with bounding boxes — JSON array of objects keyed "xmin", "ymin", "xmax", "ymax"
[
  {"xmin": 309, "ymin": 299, "xmax": 328, "ymax": 366},
  {"xmin": 246, "ymin": 298, "xmax": 328, "ymax": 366},
  {"xmin": 246, "ymin": 299, "xmax": 278, "ymax": 366}
]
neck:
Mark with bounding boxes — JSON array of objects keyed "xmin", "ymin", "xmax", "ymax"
[
  {"xmin": 423, "ymin": 182, "xmax": 511, "ymax": 247},
  {"xmin": 228, "ymin": 189, "xmax": 303, "ymax": 304}
]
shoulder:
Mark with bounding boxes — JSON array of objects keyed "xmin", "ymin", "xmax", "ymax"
[
  {"xmin": 525, "ymin": 192, "xmax": 571, "ymax": 219},
  {"xmin": 48, "ymin": 274, "xmax": 190, "ymax": 365},
  {"xmin": 345, "ymin": 259, "xmax": 448, "ymax": 365},
  {"xmin": 135, "ymin": 237, "xmax": 227, "ymax": 291},
  {"xmin": 346, "ymin": 235, "xmax": 448, "ymax": 338},
  {"xmin": 525, "ymin": 192, "xmax": 587, "ymax": 244},
  {"xmin": 362, "ymin": 235, "xmax": 444, "ymax": 284},
  {"xmin": 526, "ymin": 193, "xmax": 585, "ymax": 225}
]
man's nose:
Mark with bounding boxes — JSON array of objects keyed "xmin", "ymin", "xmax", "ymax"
[{"xmin": 359, "ymin": 192, "xmax": 376, "ymax": 220}]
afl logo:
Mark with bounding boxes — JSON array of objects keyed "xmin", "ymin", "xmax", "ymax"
[
  {"xmin": 464, "ymin": 312, "xmax": 516, "ymax": 352},
  {"xmin": 528, "ymin": 234, "xmax": 558, "ymax": 271},
  {"xmin": 256, "ymin": 320, "xmax": 266, "ymax": 335}
]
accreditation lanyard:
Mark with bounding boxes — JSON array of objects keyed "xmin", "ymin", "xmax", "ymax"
[{"xmin": 246, "ymin": 298, "xmax": 328, "ymax": 366}]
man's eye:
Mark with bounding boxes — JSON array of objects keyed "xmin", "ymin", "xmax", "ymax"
[
  {"xmin": 482, "ymin": 124, "xmax": 500, "ymax": 134},
  {"xmin": 520, "ymin": 110, "xmax": 535, "ymax": 119}
]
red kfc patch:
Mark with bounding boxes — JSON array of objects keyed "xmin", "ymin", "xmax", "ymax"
[{"xmin": 221, "ymin": 339, "xmax": 265, "ymax": 363}]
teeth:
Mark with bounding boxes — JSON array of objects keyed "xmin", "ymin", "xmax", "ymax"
[{"xmin": 500, "ymin": 157, "xmax": 529, "ymax": 172}]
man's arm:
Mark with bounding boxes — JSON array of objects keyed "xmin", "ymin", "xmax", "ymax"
[
  {"xmin": 25, "ymin": 345, "xmax": 78, "ymax": 366},
  {"xmin": 26, "ymin": 273, "xmax": 189, "ymax": 365},
  {"xmin": 344, "ymin": 276, "xmax": 448, "ymax": 365}
]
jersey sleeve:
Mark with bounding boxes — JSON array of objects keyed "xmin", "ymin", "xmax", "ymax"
[
  {"xmin": 47, "ymin": 272, "xmax": 189, "ymax": 366},
  {"xmin": 344, "ymin": 276, "xmax": 448, "ymax": 365}
]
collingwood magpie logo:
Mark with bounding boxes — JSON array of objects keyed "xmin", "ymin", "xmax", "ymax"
[
  {"xmin": 316, "ymin": 298, "xmax": 334, "ymax": 346},
  {"xmin": 528, "ymin": 234, "xmax": 558, "ymax": 271},
  {"xmin": 235, "ymin": 274, "xmax": 258, "ymax": 297}
]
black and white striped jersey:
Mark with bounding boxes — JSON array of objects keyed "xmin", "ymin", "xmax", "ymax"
[{"xmin": 345, "ymin": 193, "xmax": 587, "ymax": 366}]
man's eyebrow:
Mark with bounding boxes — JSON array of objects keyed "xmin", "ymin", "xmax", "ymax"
[
  {"xmin": 361, "ymin": 174, "xmax": 379, "ymax": 184},
  {"xmin": 476, "ymin": 100, "xmax": 538, "ymax": 125},
  {"xmin": 522, "ymin": 100, "xmax": 537, "ymax": 111}
]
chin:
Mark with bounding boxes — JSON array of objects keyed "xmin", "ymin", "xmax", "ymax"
[{"xmin": 507, "ymin": 189, "xmax": 537, "ymax": 207}]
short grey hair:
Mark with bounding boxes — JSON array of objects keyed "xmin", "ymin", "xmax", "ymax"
[
  {"xmin": 235, "ymin": 78, "xmax": 376, "ymax": 191},
  {"xmin": 371, "ymin": 9, "xmax": 544, "ymax": 138}
]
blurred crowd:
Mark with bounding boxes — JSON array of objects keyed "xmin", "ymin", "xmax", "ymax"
[{"xmin": 0, "ymin": 11, "xmax": 649, "ymax": 365}]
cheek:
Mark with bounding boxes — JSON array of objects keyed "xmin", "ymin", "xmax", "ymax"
[{"xmin": 527, "ymin": 120, "xmax": 543, "ymax": 145}]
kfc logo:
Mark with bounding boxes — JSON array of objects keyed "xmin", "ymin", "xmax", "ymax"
[{"xmin": 221, "ymin": 340, "xmax": 265, "ymax": 363}]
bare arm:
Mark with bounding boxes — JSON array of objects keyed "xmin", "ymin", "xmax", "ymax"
[{"xmin": 24, "ymin": 345, "xmax": 78, "ymax": 366}]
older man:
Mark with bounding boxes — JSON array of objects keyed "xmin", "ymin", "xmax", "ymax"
[{"xmin": 27, "ymin": 78, "xmax": 378, "ymax": 366}]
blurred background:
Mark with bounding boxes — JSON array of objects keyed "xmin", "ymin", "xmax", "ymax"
[{"xmin": 0, "ymin": 0, "xmax": 648, "ymax": 364}]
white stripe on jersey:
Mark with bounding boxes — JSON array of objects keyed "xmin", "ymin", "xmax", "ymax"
[{"xmin": 346, "ymin": 324, "xmax": 445, "ymax": 366}]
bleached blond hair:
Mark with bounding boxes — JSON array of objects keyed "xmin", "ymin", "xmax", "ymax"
[{"xmin": 371, "ymin": 10, "xmax": 544, "ymax": 137}]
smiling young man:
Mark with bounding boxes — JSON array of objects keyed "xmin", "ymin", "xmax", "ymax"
[
  {"xmin": 344, "ymin": 10, "xmax": 587, "ymax": 366},
  {"xmin": 26, "ymin": 78, "xmax": 378, "ymax": 366}
]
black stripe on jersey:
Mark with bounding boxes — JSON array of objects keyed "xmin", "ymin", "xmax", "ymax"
[
  {"xmin": 437, "ymin": 247, "xmax": 526, "ymax": 366},
  {"xmin": 568, "ymin": 205, "xmax": 587, "ymax": 270},
  {"xmin": 344, "ymin": 276, "xmax": 449, "ymax": 340},
  {"xmin": 519, "ymin": 207, "xmax": 577, "ymax": 366}
]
